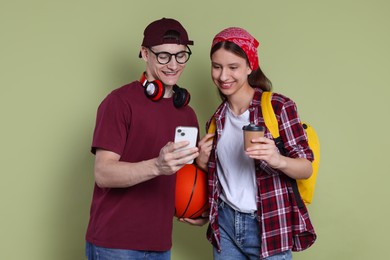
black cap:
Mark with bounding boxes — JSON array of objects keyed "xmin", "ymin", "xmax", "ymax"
[
  {"xmin": 141, "ymin": 18, "xmax": 194, "ymax": 47},
  {"xmin": 242, "ymin": 124, "xmax": 264, "ymax": 131}
]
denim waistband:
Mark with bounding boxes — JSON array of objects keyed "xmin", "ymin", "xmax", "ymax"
[{"xmin": 218, "ymin": 199, "xmax": 257, "ymax": 218}]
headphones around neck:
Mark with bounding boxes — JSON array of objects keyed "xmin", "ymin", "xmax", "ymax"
[{"xmin": 139, "ymin": 72, "xmax": 190, "ymax": 108}]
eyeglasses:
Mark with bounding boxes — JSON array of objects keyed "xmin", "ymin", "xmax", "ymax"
[{"xmin": 148, "ymin": 47, "xmax": 192, "ymax": 65}]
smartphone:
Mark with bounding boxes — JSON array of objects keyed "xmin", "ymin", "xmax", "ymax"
[{"xmin": 174, "ymin": 126, "xmax": 198, "ymax": 164}]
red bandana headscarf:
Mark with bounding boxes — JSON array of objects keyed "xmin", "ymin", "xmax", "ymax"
[{"xmin": 212, "ymin": 27, "xmax": 260, "ymax": 70}]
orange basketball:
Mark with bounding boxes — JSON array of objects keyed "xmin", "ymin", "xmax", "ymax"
[{"xmin": 175, "ymin": 164, "xmax": 208, "ymax": 219}]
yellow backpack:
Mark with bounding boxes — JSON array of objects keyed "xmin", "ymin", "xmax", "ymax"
[
  {"xmin": 207, "ymin": 91, "xmax": 320, "ymax": 207},
  {"xmin": 261, "ymin": 91, "xmax": 320, "ymax": 206}
]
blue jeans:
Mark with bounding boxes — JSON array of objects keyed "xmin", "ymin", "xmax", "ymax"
[
  {"xmin": 213, "ymin": 201, "xmax": 292, "ymax": 260},
  {"xmin": 85, "ymin": 242, "xmax": 171, "ymax": 260}
]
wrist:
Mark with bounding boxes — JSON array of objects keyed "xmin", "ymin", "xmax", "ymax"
[
  {"xmin": 275, "ymin": 155, "xmax": 288, "ymax": 170},
  {"xmin": 195, "ymin": 158, "xmax": 208, "ymax": 172},
  {"xmin": 150, "ymin": 158, "xmax": 161, "ymax": 176}
]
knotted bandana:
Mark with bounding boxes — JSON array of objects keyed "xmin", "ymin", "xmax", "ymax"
[{"xmin": 212, "ymin": 27, "xmax": 259, "ymax": 70}]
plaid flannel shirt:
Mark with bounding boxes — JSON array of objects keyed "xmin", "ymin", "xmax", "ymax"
[{"xmin": 206, "ymin": 88, "xmax": 316, "ymax": 259}]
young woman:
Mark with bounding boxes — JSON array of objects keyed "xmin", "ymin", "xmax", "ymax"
[{"xmin": 193, "ymin": 27, "xmax": 317, "ymax": 259}]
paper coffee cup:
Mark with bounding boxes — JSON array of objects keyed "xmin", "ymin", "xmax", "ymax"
[{"xmin": 242, "ymin": 124, "xmax": 265, "ymax": 150}]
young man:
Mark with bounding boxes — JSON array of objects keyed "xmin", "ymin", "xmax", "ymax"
[{"xmin": 85, "ymin": 18, "xmax": 200, "ymax": 260}]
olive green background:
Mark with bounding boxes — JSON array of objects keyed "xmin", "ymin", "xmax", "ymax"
[{"xmin": 1, "ymin": 0, "xmax": 389, "ymax": 259}]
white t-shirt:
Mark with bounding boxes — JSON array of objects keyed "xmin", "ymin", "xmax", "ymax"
[{"xmin": 217, "ymin": 106, "xmax": 257, "ymax": 213}]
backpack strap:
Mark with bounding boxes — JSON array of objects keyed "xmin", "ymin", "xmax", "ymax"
[
  {"xmin": 208, "ymin": 117, "xmax": 217, "ymax": 134},
  {"xmin": 261, "ymin": 92, "xmax": 279, "ymax": 138},
  {"xmin": 261, "ymin": 92, "xmax": 286, "ymax": 154},
  {"xmin": 261, "ymin": 91, "xmax": 305, "ymax": 208}
]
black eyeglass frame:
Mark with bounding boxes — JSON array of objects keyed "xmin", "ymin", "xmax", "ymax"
[{"xmin": 148, "ymin": 47, "xmax": 192, "ymax": 65}]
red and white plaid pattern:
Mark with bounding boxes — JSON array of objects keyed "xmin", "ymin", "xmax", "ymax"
[{"xmin": 205, "ymin": 88, "xmax": 316, "ymax": 259}]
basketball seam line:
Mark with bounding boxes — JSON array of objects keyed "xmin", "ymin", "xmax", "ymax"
[{"xmin": 179, "ymin": 167, "xmax": 198, "ymax": 218}]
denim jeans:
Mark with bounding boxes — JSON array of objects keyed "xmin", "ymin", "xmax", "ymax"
[
  {"xmin": 213, "ymin": 200, "xmax": 292, "ymax": 260},
  {"xmin": 85, "ymin": 242, "xmax": 171, "ymax": 260}
]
